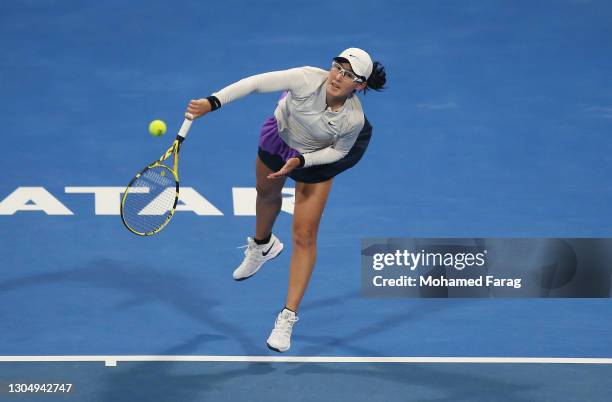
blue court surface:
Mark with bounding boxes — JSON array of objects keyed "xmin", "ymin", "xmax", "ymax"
[{"xmin": 1, "ymin": 1, "xmax": 612, "ymax": 401}]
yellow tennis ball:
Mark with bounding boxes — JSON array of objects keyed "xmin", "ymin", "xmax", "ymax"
[{"xmin": 148, "ymin": 120, "xmax": 167, "ymax": 136}]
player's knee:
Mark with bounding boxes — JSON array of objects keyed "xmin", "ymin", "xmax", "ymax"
[
  {"xmin": 256, "ymin": 185, "xmax": 282, "ymax": 202},
  {"xmin": 292, "ymin": 226, "xmax": 317, "ymax": 248}
]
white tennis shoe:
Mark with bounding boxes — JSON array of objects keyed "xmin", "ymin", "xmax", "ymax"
[
  {"xmin": 233, "ymin": 234, "xmax": 283, "ymax": 281},
  {"xmin": 267, "ymin": 308, "xmax": 299, "ymax": 353}
]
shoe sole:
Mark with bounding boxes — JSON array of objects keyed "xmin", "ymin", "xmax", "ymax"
[
  {"xmin": 234, "ymin": 244, "xmax": 284, "ymax": 281},
  {"xmin": 266, "ymin": 342, "xmax": 289, "ymax": 353}
]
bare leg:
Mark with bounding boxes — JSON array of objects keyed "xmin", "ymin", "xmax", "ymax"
[
  {"xmin": 285, "ymin": 179, "xmax": 333, "ymax": 311},
  {"xmin": 255, "ymin": 156, "xmax": 287, "ymax": 240}
]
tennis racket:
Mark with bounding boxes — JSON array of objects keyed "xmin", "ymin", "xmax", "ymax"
[{"xmin": 120, "ymin": 114, "xmax": 194, "ymax": 236}]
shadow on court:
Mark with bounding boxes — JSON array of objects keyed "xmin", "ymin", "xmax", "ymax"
[{"xmin": 0, "ymin": 258, "xmax": 261, "ymax": 355}]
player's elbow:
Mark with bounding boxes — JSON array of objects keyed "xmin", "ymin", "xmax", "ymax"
[
  {"xmin": 329, "ymin": 148, "xmax": 348, "ymax": 163},
  {"xmin": 337, "ymin": 149, "xmax": 349, "ymax": 160}
]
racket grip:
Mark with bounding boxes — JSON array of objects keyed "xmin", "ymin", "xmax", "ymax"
[{"xmin": 177, "ymin": 114, "xmax": 194, "ymax": 140}]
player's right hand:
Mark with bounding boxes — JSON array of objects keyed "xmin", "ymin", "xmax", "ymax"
[{"xmin": 186, "ymin": 98, "xmax": 212, "ymax": 120}]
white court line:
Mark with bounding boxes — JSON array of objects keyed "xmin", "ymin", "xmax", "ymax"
[{"xmin": 1, "ymin": 356, "xmax": 611, "ymax": 367}]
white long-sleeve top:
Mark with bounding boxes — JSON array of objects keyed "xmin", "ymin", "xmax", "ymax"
[{"xmin": 212, "ymin": 67, "xmax": 365, "ymax": 168}]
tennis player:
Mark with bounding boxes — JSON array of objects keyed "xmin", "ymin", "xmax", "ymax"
[{"xmin": 186, "ymin": 48, "xmax": 386, "ymax": 352}]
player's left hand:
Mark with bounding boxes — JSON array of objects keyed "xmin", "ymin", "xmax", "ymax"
[{"xmin": 267, "ymin": 157, "xmax": 301, "ymax": 179}]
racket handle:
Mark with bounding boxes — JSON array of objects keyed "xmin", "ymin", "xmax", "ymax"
[{"xmin": 177, "ymin": 113, "xmax": 194, "ymax": 141}]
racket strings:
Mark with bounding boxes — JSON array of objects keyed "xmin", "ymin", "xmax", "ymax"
[{"xmin": 122, "ymin": 166, "xmax": 178, "ymax": 234}]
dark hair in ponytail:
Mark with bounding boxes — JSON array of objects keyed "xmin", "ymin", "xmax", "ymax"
[{"xmin": 364, "ymin": 61, "xmax": 386, "ymax": 93}]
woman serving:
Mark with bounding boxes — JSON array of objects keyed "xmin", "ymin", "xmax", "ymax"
[{"xmin": 186, "ymin": 47, "xmax": 386, "ymax": 352}]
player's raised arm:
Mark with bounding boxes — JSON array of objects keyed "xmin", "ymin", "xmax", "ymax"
[{"xmin": 185, "ymin": 68, "xmax": 313, "ymax": 119}]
